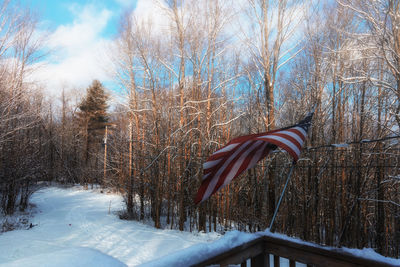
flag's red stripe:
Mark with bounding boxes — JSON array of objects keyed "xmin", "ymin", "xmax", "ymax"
[
  {"xmin": 205, "ymin": 137, "xmax": 257, "ymax": 173},
  {"xmin": 208, "ymin": 140, "xmax": 257, "ymax": 198},
  {"xmin": 210, "ymin": 141, "xmax": 263, "ymax": 196},
  {"xmin": 203, "ymin": 135, "xmax": 293, "ymax": 200},
  {"xmin": 196, "ymin": 118, "xmax": 312, "ymax": 203},
  {"xmin": 200, "ymin": 140, "xmax": 254, "ymax": 203},
  {"xmin": 204, "ymin": 146, "xmax": 244, "ymax": 175},
  {"xmin": 227, "ymin": 132, "xmax": 275, "ymax": 144},
  {"xmin": 263, "ymin": 138, "xmax": 299, "ymax": 162},
  {"xmin": 199, "ymin": 143, "xmax": 272, "ymax": 203},
  {"xmin": 269, "ymin": 132, "xmax": 302, "ymax": 151},
  {"xmin": 230, "ymin": 143, "xmax": 268, "ymax": 183},
  {"xmin": 210, "ymin": 144, "xmax": 272, "ymax": 200},
  {"xmin": 208, "ymin": 151, "xmax": 233, "ymax": 161},
  {"xmin": 207, "ymin": 129, "xmax": 288, "ymax": 161},
  {"xmin": 204, "ymin": 160, "xmax": 224, "ymax": 175},
  {"xmin": 257, "ymin": 134, "xmax": 300, "ymax": 159},
  {"xmin": 286, "ymin": 128, "xmax": 306, "ymax": 142},
  {"xmin": 195, "ymin": 175, "xmax": 213, "ymax": 204}
]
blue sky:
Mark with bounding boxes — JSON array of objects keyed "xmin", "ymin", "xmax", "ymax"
[
  {"xmin": 20, "ymin": 0, "xmax": 138, "ymax": 96},
  {"xmin": 33, "ymin": 0, "xmax": 134, "ymax": 38},
  {"xmin": 20, "ymin": 0, "xmax": 306, "ymax": 99}
]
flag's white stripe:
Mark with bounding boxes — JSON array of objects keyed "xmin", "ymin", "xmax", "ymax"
[
  {"xmin": 203, "ymin": 159, "xmax": 222, "ymax": 170},
  {"xmin": 202, "ymin": 140, "xmax": 252, "ymax": 202},
  {"xmin": 202, "ymin": 173, "xmax": 210, "ymax": 181},
  {"xmin": 246, "ymin": 142, "xmax": 268, "ymax": 173},
  {"xmin": 268, "ymin": 130, "xmax": 304, "ymax": 146},
  {"xmin": 222, "ymin": 141, "xmax": 265, "ymax": 188},
  {"xmin": 212, "ymin": 143, "xmax": 239, "ymax": 155},
  {"xmin": 262, "ymin": 135, "xmax": 301, "ymax": 156},
  {"xmin": 292, "ymin": 126, "xmax": 307, "ymax": 139}
]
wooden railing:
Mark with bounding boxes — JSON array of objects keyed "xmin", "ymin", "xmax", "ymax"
[{"xmin": 192, "ymin": 235, "xmax": 398, "ymax": 267}]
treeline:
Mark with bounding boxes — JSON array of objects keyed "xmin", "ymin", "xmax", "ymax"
[
  {"xmin": 0, "ymin": 0, "xmax": 399, "ymax": 258},
  {"xmin": 0, "ymin": 1, "xmax": 49, "ymax": 215}
]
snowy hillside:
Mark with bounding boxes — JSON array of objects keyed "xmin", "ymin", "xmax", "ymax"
[{"xmin": 0, "ymin": 186, "xmax": 220, "ymax": 266}]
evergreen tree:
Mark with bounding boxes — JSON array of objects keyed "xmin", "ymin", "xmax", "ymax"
[
  {"xmin": 77, "ymin": 80, "xmax": 109, "ymax": 185},
  {"xmin": 79, "ymin": 80, "xmax": 109, "ymax": 128}
]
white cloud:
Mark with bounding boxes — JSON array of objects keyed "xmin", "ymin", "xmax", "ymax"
[
  {"xmin": 30, "ymin": 0, "xmax": 307, "ymax": 99},
  {"xmin": 31, "ymin": 4, "xmax": 114, "ymax": 97},
  {"xmin": 132, "ymin": 0, "xmax": 170, "ymax": 34}
]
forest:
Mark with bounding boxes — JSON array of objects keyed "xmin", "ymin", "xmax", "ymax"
[{"xmin": 0, "ymin": 0, "xmax": 399, "ymax": 258}]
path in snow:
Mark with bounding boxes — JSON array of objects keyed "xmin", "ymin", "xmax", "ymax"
[
  {"xmin": 0, "ymin": 186, "xmax": 219, "ymax": 266},
  {"xmin": 1, "ymin": 186, "xmax": 397, "ymax": 267}
]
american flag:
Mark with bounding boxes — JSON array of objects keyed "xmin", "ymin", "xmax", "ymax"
[{"xmin": 195, "ymin": 113, "xmax": 313, "ymax": 204}]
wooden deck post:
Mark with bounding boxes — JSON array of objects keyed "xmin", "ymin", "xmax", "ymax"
[
  {"xmin": 273, "ymin": 255, "xmax": 280, "ymax": 267},
  {"xmin": 251, "ymin": 253, "xmax": 268, "ymax": 267}
]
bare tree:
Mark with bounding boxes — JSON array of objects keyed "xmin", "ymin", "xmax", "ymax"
[
  {"xmin": 338, "ymin": 0, "xmax": 400, "ymax": 128},
  {"xmin": 0, "ymin": 1, "xmax": 46, "ymax": 215}
]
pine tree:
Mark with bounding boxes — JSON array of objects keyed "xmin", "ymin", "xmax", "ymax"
[
  {"xmin": 77, "ymin": 80, "xmax": 109, "ymax": 185},
  {"xmin": 79, "ymin": 80, "xmax": 109, "ymax": 128}
]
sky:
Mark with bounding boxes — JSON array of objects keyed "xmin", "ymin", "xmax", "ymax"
[
  {"xmin": 21, "ymin": 0, "xmax": 138, "ymax": 97},
  {"xmin": 20, "ymin": 0, "xmax": 306, "ymax": 99}
]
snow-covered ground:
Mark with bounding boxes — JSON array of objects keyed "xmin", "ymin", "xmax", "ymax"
[
  {"xmin": 0, "ymin": 186, "xmax": 220, "ymax": 267},
  {"xmin": 0, "ymin": 186, "xmax": 398, "ymax": 267}
]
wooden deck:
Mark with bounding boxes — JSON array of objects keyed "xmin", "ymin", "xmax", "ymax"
[{"xmin": 192, "ymin": 235, "xmax": 398, "ymax": 267}]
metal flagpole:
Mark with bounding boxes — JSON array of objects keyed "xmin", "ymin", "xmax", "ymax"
[
  {"xmin": 268, "ymin": 108, "xmax": 315, "ymax": 230},
  {"xmin": 269, "ymin": 161, "xmax": 296, "ymax": 231}
]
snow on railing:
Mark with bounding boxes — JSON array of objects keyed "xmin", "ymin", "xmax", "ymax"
[{"xmin": 140, "ymin": 231, "xmax": 400, "ymax": 267}]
